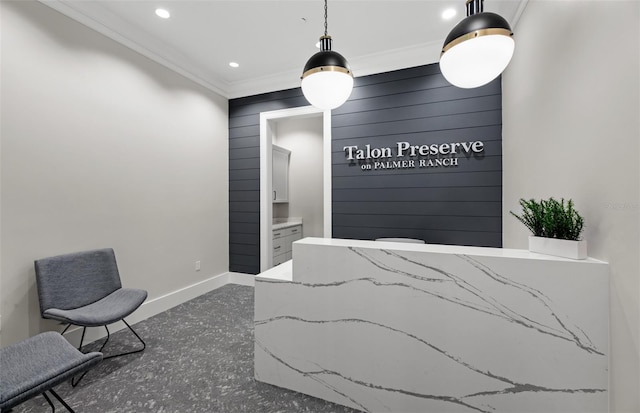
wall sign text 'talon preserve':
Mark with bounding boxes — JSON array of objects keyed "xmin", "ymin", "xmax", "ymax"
[{"xmin": 343, "ymin": 140, "xmax": 485, "ymax": 171}]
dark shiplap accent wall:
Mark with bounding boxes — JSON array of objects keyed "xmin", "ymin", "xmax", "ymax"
[
  {"xmin": 331, "ymin": 64, "xmax": 502, "ymax": 246},
  {"xmin": 229, "ymin": 89, "xmax": 307, "ymax": 274},
  {"xmin": 229, "ymin": 64, "xmax": 502, "ymax": 274}
]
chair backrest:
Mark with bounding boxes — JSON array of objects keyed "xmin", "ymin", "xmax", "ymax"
[{"xmin": 34, "ymin": 248, "xmax": 122, "ymax": 314}]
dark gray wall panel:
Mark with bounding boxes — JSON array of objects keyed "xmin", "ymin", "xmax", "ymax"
[
  {"xmin": 229, "ymin": 190, "xmax": 259, "ymax": 202},
  {"xmin": 229, "ymin": 63, "xmax": 502, "ymax": 274},
  {"xmin": 332, "ymin": 171, "xmax": 502, "ymax": 189},
  {"xmin": 229, "ymin": 168, "xmax": 260, "ymax": 181},
  {"xmin": 230, "ymin": 233, "xmax": 258, "ymax": 245},
  {"xmin": 332, "ymin": 201, "xmax": 501, "ymax": 217},
  {"xmin": 331, "ymin": 64, "xmax": 502, "ymax": 246},
  {"xmin": 332, "ymin": 186, "xmax": 502, "ymax": 202},
  {"xmin": 229, "ymin": 159, "xmax": 259, "ymax": 171},
  {"xmin": 229, "ymin": 222, "xmax": 259, "ymax": 235},
  {"xmin": 348, "ymin": 75, "xmax": 450, "ymax": 100},
  {"xmin": 228, "ymin": 180, "xmax": 260, "ymax": 191},
  {"xmin": 333, "ymin": 156, "xmax": 502, "ymax": 176},
  {"xmin": 332, "ymin": 227, "xmax": 502, "ymax": 247},
  {"xmin": 229, "ymin": 89, "xmax": 308, "ymax": 117},
  {"xmin": 229, "ymin": 87, "xmax": 306, "ymax": 274},
  {"xmin": 353, "ymin": 64, "xmax": 441, "ymax": 86},
  {"xmin": 229, "ymin": 125, "xmax": 260, "ymax": 139},
  {"xmin": 229, "ymin": 201, "xmax": 259, "ymax": 213},
  {"xmin": 333, "ymin": 125, "xmax": 502, "ymax": 145},
  {"xmin": 332, "ymin": 110, "xmax": 501, "ymax": 138},
  {"xmin": 229, "ymin": 114, "xmax": 260, "ymax": 129},
  {"xmin": 229, "ymin": 146, "xmax": 260, "ymax": 160},
  {"xmin": 230, "ymin": 212, "xmax": 260, "ymax": 224},
  {"xmin": 332, "ymin": 95, "xmax": 502, "ymax": 128},
  {"xmin": 333, "ymin": 214, "xmax": 502, "ymax": 232},
  {"xmin": 230, "ymin": 243, "xmax": 259, "ymax": 256},
  {"xmin": 231, "ymin": 263, "xmax": 260, "ymax": 274},
  {"xmin": 229, "ymin": 136, "xmax": 260, "ymax": 150},
  {"xmin": 339, "ymin": 87, "xmax": 500, "ymax": 114}
]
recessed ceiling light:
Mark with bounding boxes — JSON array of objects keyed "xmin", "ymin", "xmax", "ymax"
[
  {"xmin": 442, "ymin": 8, "xmax": 457, "ymax": 20},
  {"xmin": 155, "ymin": 8, "xmax": 170, "ymax": 19},
  {"xmin": 229, "ymin": 62, "xmax": 239, "ymax": 68}
]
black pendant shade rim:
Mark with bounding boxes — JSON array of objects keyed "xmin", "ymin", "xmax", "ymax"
[
  {"xmin": 442, "ymin": 12, "xmax": 513, "ymax": 49},
  {"xmin": 302, "ymin": 50, "xmax": 352, "ymax": 77}
]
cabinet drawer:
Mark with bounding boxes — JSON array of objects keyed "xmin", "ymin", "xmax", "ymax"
[
  {"xmin": 273, "ymin": 253, "xmax": 289, "ymax": 266},
  {"xmin": 272, "ymin": 224, "xmax": 302, "ymax": 266},
  {"xmin": 284, "ymin": 233, "xmax": 302, "ymax": 249},
  {"xmin": 287, "ymin": 225, "xmax": 301, "ymax": 238},
  {"xmin": 273, "ymin": 236, "xmax": 288, "ymax": 255},
  {"xmin": 273, "ymin": 224, "xmax": 302, "ymax": 239}
]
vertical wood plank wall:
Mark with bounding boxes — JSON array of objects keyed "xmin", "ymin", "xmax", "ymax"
[{"xmin": 229, "ymin": 64, "xmax": 502, "ymax": 274}]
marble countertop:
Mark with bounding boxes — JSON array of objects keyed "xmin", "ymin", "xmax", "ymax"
[
  {"xmin": 295, "ymin": 237, "xmax": 607, "ymax": 264},
  {"xmin": 256, "ymin": 260, "xmax": 292, "ymax": 281},
  {"xmin": 272, "ymin": 219, "xmax": 302, "ymax": 231}
]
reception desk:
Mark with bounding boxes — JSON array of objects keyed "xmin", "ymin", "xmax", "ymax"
[{"xmin": 254, "ymin": 238, "xmax": 609, "ymax": 413}]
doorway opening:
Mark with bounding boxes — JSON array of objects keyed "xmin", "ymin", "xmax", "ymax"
[{"xmin": 259, "ymin": 106, "xmax": 332, "ymax": 272}]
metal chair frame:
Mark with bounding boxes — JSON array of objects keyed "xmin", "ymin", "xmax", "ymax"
[{"xmin": 61, "ymin": 319, "xmax": 146, "ymax": 386}]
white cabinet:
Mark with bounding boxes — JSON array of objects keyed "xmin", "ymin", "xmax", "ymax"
[
  {"xmin": 272, "ymin": 145, "xmax": 291, "ymax": 203},
  {"xmin": 273, "ymin": 224, "xmax": 302, "ymax": 266}
]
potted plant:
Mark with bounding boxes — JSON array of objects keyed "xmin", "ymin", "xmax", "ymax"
[{"xmin": 510, "ymin": 198, "xmax": 587, "ymax": 259}]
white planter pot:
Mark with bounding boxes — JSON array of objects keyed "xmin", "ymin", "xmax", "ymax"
[{"xmin": 528, "ymin": 236, "xmax": 587, "ymax": 260}]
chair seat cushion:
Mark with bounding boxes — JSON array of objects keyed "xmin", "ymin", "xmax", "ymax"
[
  {"xmin": 0, "ymin": 331, "xmax": 103, "ymax": 410},
  {"xmin": 43, "ymin": 288, "xmax": 147, "ymax": 327}
]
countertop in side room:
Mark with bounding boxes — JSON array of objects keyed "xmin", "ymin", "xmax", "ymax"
[{"xmin": 272, "ymin": 218, "xmax": 302, "ymax": 231}]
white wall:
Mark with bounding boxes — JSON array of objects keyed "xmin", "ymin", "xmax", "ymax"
[
  {"xmin": 274, "ymin": 116, "xmax": 324, "ymax": 238},
  {"xmin": 0, "ymin": 1, "xmax": 229, "ymax": 346},
  {"xmin": 502, "ymin": 1, "xmax": 639, "ymax": 412}
]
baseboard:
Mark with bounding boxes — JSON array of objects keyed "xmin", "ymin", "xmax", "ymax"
[
  {"xmin": 227, "ymin": 271, "xmax": 256, "ymax": 286},
  {"xmin": 63, "ymin": 271, "xmax": 254, "ymax": 348}
]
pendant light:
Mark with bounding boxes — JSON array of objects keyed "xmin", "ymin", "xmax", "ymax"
[
  {"xmin": 301, "ymin": 0, "xmax": 353, "ymax": 110},
  {"xmin": 440, "ymin": 0, "xmax": 514, "ymax": 88}
]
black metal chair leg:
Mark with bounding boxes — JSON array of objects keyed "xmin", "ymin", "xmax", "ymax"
[
  {"xmin": 77, "ymin": 327, "xmax": 87, "ymax": 352},
  {"xmin": 42, "ymin": 391, "xmax": 56, "ymax": 412},
  {"xmin": 97, "ymin": 325, "xmax": 111, "ymax": 354},
  {"xmin": 50, "ymin": 389, "xmax": 76, "ymax": 412},
  {"xmin": 100, "ymin": 320, "xmax": 146, "ymax": 360},
  {"xmin": 72, "ymin": 319, "xmax": 145, "ymax": 386},
  {"xmin": 70, "ymin": 326, "xmax": 90, "ymax": 387},
  {"xmin": 111, "ymin": 319, "xmax": 145, "ymax": 355},
  {"xmin": 71, "ymin": 369, "xmax": 89, "ymax": 388}
]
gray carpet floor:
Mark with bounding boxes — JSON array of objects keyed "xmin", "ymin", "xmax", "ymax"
[{"xmin": 13, "ymin": 284, "xmax": 359, "ymax": 413}]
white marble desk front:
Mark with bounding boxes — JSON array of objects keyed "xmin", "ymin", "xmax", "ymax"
[{"xmin": 254, "ymin": 238, "xmax": 609, "ymax": 413}]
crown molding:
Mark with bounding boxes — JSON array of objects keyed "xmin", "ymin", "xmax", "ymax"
[
  {"xmin": 226, "ymin": 40, "xmax": 443, "ymax": 99},
  {"xmin": 38, "ymin": 0, "xmax": 231, "ymax": 97},
  {"xmin": 511, "ymin": 0, "xmax": 530, "ymax": 29},
  {"xmin": 37, "ymin": 0, "xmax": 527, "ymax": 100}
]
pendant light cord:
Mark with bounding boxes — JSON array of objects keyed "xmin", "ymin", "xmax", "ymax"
[{"xmin": 324, "ymin": 0, "xmax": 328, "ymax": 36}]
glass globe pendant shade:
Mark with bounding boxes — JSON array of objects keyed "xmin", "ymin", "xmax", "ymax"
[
  {"xmin": 440, "ymin": 3, "xmax": 514, "ymax": 89},
  {"xmin": 440, "ymin": 31, "xmax": 514, "ymax": 88},
  {"xmin": 301, "ymin": 66, "xmax": 354, "ymax": 110}
]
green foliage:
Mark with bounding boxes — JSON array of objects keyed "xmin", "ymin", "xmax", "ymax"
[
  {"xmin": 510, "ymin": 198, "xmax": 584, "ymax": 241},
  {"xmin": 510, "ymin": 199, "xmax": 546, "ymax": 237}
]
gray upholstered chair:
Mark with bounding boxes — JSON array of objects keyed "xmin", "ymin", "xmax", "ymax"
[
  {"xmin": 0, "ymin": 331, "xmax": 103, "ymax": 412},
  {"xmin": 34, "ymin": 248, "xmax": 147, "ymax": 385}
]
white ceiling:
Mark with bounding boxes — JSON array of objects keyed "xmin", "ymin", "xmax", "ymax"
[{"xmin": 41, "ymin": 0, "xmax": 527, "ymax": 99}]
